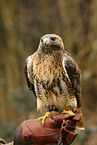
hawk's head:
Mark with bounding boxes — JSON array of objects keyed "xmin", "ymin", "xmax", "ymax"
[{"xmin": 38, "ymin": 34, "xmax": 64, "ymax": 53}]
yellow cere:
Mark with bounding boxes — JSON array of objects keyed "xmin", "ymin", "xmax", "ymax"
[{"xmin": 43, "ymin": 38, "xmax": 48, "ymax": 43}]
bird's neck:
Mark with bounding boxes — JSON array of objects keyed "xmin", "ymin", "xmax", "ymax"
[{"xmin": 37, "ymin": 49, "xmax": 64, "ymax": 64}]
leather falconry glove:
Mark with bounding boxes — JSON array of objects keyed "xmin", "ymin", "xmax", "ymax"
[{"xmin": 14, "ymin": 113, "xmax": 82, "ymax": 145}]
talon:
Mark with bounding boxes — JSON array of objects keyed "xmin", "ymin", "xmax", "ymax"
[
  {"xmin": 42, "ymin": 122, "xmax": 45, "ymax": 127},
  {"xmin": 48, "ymin": 114, "xmax": 53, "ymax": 119},
  {"xmin": 38, "ymin": 111, "xmax": 53, "ymax": 126}
]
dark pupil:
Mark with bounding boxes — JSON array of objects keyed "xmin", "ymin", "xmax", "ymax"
[{"xmin": 51, "ymin": 37, "xmax": 56, "ymax": 41}]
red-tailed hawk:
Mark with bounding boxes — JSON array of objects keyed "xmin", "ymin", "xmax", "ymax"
[{"xmin": 24, "ymin": 34, "xmax": 84, "ymax": 129}]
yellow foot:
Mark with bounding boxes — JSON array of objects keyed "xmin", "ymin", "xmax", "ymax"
[
  {"xmin": 61, "ymin": 109, "xmax": 75, "ymax": 115},
  {"xmin": 38, "ymin": 111, "xmax": 53, "ymax": 126}
]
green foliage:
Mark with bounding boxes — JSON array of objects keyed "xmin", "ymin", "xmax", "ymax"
[
  {"xmin": 76, "ymin": 125, "xmax": 97, "ymax": 145},
  {"xmin": 0, "ymin": 121, "xmax": 16, "ymax": 142},
  {"xmin": 10, "ymin": 86, "xmax": 37, "ymax": 118},
  {"xmin": 0, "ymin": 86, "xmax": 37, "ymax": 142}
]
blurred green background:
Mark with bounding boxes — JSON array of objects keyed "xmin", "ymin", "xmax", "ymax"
[{"xmin": 0, "ymin": 0, "xmax": 97, "ymax": 144}]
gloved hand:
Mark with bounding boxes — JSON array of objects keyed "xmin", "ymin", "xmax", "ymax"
[{"xmin": 14, "ymin": 113, "xmax": 82, "ymax": 145}]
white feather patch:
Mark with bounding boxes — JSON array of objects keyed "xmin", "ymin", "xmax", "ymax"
[
  {"xmin": 62, "ymin": 56, "xmax": 71, "ymax": 82},
  {"xmin": 62, "ymin": 57, "xmax": 68, "ymax": 78},
  {"xmin": 27, "ymin": 56, "xmax": 32, "ymax": 79}
]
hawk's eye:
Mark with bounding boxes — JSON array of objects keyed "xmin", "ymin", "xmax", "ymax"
[{"xmin": 50, "ymin": 37, "xmax": 56, "ymax": 41}]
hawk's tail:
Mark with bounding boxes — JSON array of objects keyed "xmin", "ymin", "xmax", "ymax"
[{"xmin": 76, "ymin": 108, "xmax": 85, "ymax": 130}]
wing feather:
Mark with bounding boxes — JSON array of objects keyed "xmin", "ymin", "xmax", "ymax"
[
  {"xmin": 63, "ymin": 51, "xmax": 81, "ymax": 107},
  {"xmin": 24, "ymin": 57, "xmax": 36, "ymax": 98}
]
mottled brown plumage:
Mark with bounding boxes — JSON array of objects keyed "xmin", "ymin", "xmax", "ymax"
[{"xmin": 24, "ymin": 34, "xmax": 84, "ymax": 129}]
